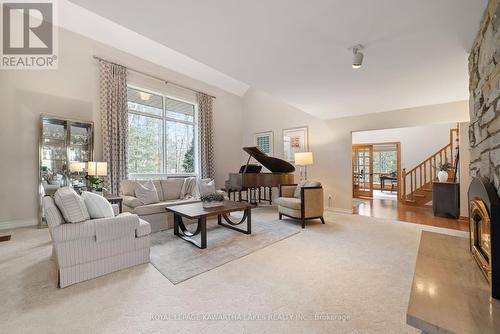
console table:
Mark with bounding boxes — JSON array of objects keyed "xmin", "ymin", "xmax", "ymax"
[{"xmin": 407, "ymin": 231, "xmax": 500, "ymax": 333}]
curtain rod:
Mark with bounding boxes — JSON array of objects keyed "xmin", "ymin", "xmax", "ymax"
[{"xmin": 92, "ymin": 55, "xmax": 216, "ymax": 99}]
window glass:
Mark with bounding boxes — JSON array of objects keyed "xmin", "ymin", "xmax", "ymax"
[
  {"xmin": 166, "ymin": 121, "xmax": 195, "ymax": 174},
  {"xmin": 127, "ymin": 86, "xmax": 197, "ymax": 176},
  {"xmin": 128, "ymin": 113, "xmax": 163, "ymax": 174}
]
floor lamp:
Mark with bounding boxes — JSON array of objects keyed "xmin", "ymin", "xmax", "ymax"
[{"xmin": 295, "ymin": 152, "xmax": 314, "ymax": 181}]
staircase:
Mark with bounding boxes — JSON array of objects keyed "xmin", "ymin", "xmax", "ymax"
[{"xmin": 401, "ymin": 126, "xmax": 459, "ymax": 206}]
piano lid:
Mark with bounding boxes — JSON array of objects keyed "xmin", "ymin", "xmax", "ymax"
[{"xmin": 243, "ymin": 147, "xmax": 295, "ymax": 173}]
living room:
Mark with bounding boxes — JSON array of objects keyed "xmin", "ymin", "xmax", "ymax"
[{"xmin": 1, "ymin": 0, "xmax": 499, "ymax": 333}]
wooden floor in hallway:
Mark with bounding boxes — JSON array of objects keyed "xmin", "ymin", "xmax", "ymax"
[{"xmin": 353, "ymin": 198, "xmax": 469, "ymax": 231}]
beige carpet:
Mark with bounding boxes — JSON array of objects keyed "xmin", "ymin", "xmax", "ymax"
[
  {"xmin": 150, "ymin": 217, "xmax": 299, "ymax": 284},
  {"xmin": 0, "ymin": 207, "xmax": 467, "ymax": 334}
]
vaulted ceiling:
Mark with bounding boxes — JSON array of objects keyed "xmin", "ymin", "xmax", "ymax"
[{"xmin": 69, "ymin": 0, "xmax": 487, "ymax": 119}]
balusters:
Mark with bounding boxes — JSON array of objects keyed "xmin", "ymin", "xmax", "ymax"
[{"xmin": 402, "ymin": 168, "xmax": 406, "ymax": 200}]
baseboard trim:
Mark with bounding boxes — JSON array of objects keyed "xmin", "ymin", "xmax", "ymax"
[
  {"xmin": 325, "ymin": 207, "xmax": 354, "ymax": 214},
  {"xmin": 0, "ymin": 219, "xmax": 38, "ymax": 231}
]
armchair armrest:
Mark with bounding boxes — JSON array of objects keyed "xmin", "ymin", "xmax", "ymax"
[
  {"xmin": 94, "ymin": 213, "xmax": 140, "ymax": 243},
  {"xmin": 301, "ymin": 186, "xmax": 324, "ymax": 218},
  {"xmin": 122, "ymin": 195, "xmax": 142, "ymax": 209},
  {"xmin": 279, "ymin": 184, "xmax": 298, "ymax": 198}
]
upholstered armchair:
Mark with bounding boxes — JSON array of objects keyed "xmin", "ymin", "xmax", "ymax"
[
  {"xmin": 275, "ymin": 183, "xmax": 325, "ymax": 228},
  {"xmin": 42, "ymin": 196, "xmax": 151, "ymax": 288}
]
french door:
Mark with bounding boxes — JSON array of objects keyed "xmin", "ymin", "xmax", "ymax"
[{"xmin": 352, "ymin": 144, "xmax": 373, "ymax": 198}]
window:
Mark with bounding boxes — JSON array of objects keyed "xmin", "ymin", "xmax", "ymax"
[
  {"xmin": 127, "ymin": 86, "xmax": 197, "ymax": 177},
  {"xmin": 372, "ymin": 145, "xmax": 397, "ymax": 184}
]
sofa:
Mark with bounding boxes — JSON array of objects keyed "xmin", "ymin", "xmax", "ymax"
[
  {"xmin": 42, "ymin": 196, "xmax": 151, "ymax": 288},
  {"xmin": 275, "ymin": 182, "xmax": 325, "ymax": 228},
  {"xmin": 120, "ymin": 178, "xmax": 203, "ymax": 232}
]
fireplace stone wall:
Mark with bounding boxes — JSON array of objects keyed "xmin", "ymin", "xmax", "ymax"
[{"xmin": 468, "ymin": 0, "xmax": 500, "ymax": 196}]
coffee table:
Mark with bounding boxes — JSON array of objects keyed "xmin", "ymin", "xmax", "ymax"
[{"xmin": 165, "ymin": 201, "xmax": 254, "ymax": 249}]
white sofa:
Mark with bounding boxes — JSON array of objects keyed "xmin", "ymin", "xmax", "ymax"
[
  {"xmin": 120, "ymin": 178, "xmax": 202, "ymax": 232},
  {"xmin": 42, "ymin": 196, "xmax": 151, "ymax": 288}
]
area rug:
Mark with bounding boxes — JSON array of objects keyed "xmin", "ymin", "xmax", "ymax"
[{"xmin": 150, "ymin": 218, "xmax": 300, "ymax": 284}]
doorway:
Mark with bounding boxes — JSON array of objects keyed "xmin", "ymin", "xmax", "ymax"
[{"xmin": 352, "ymin": 142, "xmax": 401, "ymax": 200}]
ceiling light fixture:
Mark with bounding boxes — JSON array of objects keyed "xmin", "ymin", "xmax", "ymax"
[{"xmin": 350, "ymin": 44, "xmax": 364, "ymax": 69}]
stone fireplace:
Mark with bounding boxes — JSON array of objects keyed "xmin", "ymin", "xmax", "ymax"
[
  {"xmin": 468, "ymin": 177, "xmax": 500, "ymax": 299},
  {"xmin": 468, "ymin": 0, "xmax": 500, "ymax": 299}
]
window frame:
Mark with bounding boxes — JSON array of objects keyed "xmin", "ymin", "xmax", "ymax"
[{"xmin": 127, "ymin": 84, "xmax": 199, "ymax": 179}]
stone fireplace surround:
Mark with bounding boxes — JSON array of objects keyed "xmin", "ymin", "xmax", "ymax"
[{"xmin": 468, "ymin": 0, "xmax": 500, "ymax": 197}]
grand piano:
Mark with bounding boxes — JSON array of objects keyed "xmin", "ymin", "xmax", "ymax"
[{"xmin": 225, "ymin": 147, "xmax": 295, "ymax": 204}]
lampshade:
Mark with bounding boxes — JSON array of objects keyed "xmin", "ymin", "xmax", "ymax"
[
  {"xmin": 87, "ymin": 161, "xmax": 107, "ymax": 176},
  {"xmin": 69, "ymin": 162, "xmax": 85, "ymax": 172},
  {"xmin": 294, "ymin": 152, "xmax": 314, "ymax": 165}
]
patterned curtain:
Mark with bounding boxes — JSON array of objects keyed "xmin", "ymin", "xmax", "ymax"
[
  {"xmin": 99, "ymin": 60, "xmax": 128, "ymax": 195},
  {"xmin": 197, "ymin": 92, "xmax": 215, "ymax": 179}
]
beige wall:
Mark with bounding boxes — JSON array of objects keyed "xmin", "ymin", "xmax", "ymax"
[
  {"xmin": 0, "ymin": 28, "xmax": 243, "ymax": 228},
  {"xmin": 242, "ymin": 88, "xmax": 470, "ymax": 212}
]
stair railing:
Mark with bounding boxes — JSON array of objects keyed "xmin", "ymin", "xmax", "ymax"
[{"xmin": 401, "ymin": 126, "xmax": 459, "ymax": 202}]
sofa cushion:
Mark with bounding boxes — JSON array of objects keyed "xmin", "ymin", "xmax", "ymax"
[
  {"xmin": 81, "ymin": 191, "xmax": 115, "ymax": 219},
  {"xmin": 135, "ymin": 180, "xmax": 160, "ymax": 205},
  {"xmin": 293, "ymin": 181, "xmax": 322, "ymax": 198},
  {"xmin": 122, "ymin": 195, "xmax": 143, "ymax": 209},
  {"xmin": 136, "ymin": 219, "xmax": 151, "ymax": 237},
  {"xmin": 121, "ymin": 180, "xmax": 137, "ymax": 196},
  {"xmin": 133, "ymin": 199, "xmax": 200, "ymax": 215},
  {"xmin": 54, "ymin": 187, "xmax": 90, "ymax": 223},
  {"xmin": 42, "ymin": 196, "xmax": 65, "ymax": 228},
  {"xmin": 275, "ymin": 197, "xmax": 302, "ymax": 210},
  {"xmin": 197, "ymin": 179, "xmax": 215, "ymax": 196},
  {"xmin": 161, "ymin": 178, "xmax": 185, "ymax": 200},
  {"xmin": 152, "ymin": 180, "xmax": 164, "ymax": 201}
]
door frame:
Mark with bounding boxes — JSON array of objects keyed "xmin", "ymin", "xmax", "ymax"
[
  {"xmin": 352, "ymin": 142, "xmax": 401, "ymax": 200},
  {"xmin": 352, "ymin": 144, "xmax": 374, "ymax": 198}
]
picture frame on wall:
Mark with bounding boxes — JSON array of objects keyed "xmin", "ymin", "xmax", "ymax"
[
  {"xmin": 254, "ymin": 131, "xmax": 274, "ymax": 156},
  {"xmin": 283, "ymin": 126, "xmax": 308, "ymax": 162}
]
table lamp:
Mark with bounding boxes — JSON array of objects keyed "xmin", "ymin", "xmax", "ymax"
[{"xmin": 294, "ymin": 152, "xmax": 313, "ymax": 181}]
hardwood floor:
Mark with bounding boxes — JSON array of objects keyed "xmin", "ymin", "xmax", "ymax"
[{"xmin": 353, "ymin": 198, "xmax": 469, "ymax": 231}]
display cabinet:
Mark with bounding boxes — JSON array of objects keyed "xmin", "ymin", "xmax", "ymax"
[{"xmin": 39, "ymin": 115, "xmax": 94, "ymax": 226}]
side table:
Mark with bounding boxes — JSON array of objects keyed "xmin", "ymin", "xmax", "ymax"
[{"xmin": 105, "ymin": 195, "xmax": 123, "ymax": 213}]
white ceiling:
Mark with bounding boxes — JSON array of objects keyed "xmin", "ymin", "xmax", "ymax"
[{"xmin": 69, "ymin": 0, "xmax": 487, "ymax": 119}]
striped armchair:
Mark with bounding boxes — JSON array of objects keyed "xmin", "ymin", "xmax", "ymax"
[{"xmin": 43, "ymin": 196, "xmax": 151, "ymax": 288}]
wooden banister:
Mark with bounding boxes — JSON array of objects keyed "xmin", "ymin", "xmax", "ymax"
[{"xmin": 401, "ymin": 126, "xmax": 459, "ymax": 201}]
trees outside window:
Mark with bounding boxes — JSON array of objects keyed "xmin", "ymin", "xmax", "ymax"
[{"xmin": 127, "ymin": 86, "xmax": 197, "ymax": 177}]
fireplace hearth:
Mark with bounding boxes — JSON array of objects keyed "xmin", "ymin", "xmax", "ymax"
[{"xmin": 468, "ymin": 177, "xmax": 500, "ymax": 300}]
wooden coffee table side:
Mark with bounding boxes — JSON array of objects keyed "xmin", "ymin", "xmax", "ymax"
[{"xmin": 166, "ymin": 201, "xmax": 253, "ymax": 249}]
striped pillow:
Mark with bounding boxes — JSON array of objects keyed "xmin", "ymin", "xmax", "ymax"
[{"xmin": 54, "ymin": 187, "xmax": 90, "ymax": 223}]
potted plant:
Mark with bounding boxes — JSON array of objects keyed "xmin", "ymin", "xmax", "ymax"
[
  {"xmin": 86, "ymin": 175, "xmax": 104, "ymax": 195},
  {"xmin": 201, "ymin": 193, "xmax": 225, "ymax": 208},
  {"xmin": 435, "ymin": 161, "xmax": 452, "ymax": 182}
]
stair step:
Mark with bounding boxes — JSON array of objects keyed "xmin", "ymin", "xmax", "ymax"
[
  {"xmin": 413, "ymin": 193, "xmax": 426, "ymax": 197},
  {"xmin": 422, "ymin": 188, "xmax": 432, "ymax": 192}
]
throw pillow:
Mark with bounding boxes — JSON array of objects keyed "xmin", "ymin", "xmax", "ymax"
[
  {"xmin": 81, "ymin": 191, "xmax": 115, "ymax": 219},
  {"xmin": 54, "ymin": 187, "xmax": 90, "ymax": 223},
  {"xmin": 135, "ymin": 180, "xmax": 159, "ymax": 205},
  {"xmin": 294, "ymin": 181, "xmax": 322, "ymax": 199},
  {"xmin": 197, "ymin": 178, "xmax": 215, "ymax": 197}
]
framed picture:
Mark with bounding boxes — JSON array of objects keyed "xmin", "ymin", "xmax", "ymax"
[
  {"xmin": 283, "ymin": 126, "xmax": 308, "ymax": 162},
  {"xmin": 254, "ymin": 131, "xmax": 274, "ymax": 156}
]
